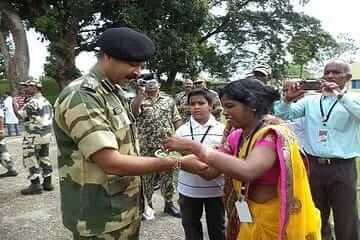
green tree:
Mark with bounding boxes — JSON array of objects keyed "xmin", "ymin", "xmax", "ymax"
[
  {"xmin": 19, "ymin": 0, "xmax": 333, "ymax": 89},
  {"xmin": 287, "ymin": 14, "xmax": 337, "ymax": 79}
]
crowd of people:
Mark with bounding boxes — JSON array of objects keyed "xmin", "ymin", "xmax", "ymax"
[{"xmin": 0, "ymin": 26, "xmax": 359, "ymax": 240}]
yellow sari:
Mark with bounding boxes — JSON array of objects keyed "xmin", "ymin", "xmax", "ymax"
[{"xmin": 224, "ymin": 125, "xmax": 321, "ymax": 240}]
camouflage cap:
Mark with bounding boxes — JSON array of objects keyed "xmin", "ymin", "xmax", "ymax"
[
  {"xmin": 145, "ymin": 79, "xmax": 160, "ymax": 91},
  {"xmin": 252, "ymin": 64, "xmax": 272, "ymax": 77},
  {"xmin": 20, "ymin": 78, "xmax": 42, "ymax": 88}
]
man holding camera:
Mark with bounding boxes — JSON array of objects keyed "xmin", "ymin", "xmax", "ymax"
[
  {"xmin": 131, "ymin": 76, "xmax": 182, "ymax": 218},
  {"xmin": 275, "ymin": 60, "xmax": 360, "ymax": 240}
]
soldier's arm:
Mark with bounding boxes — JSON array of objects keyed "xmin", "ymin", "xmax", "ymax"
[
  {"xmin": 62, "ymin": 90, "xmax": 177, "ymax": 176},
  {"xmin": 91, "ymin": 149, "xmax": 177, "ymax": 176},
  {"xmin": 171, "ymin": 101, "xmax": 183, "ymax": 129}
]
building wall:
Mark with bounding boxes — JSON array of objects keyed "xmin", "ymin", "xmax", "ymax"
[{"xmin": 350, "ymin": 62, "xmax": 360, "ymax": 92}]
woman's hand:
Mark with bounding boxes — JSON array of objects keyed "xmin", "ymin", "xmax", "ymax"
[
  {"xmin": 181, "ymin": 154, "xmax": 209, "ymax": 173},
  {"xmin": 162, "ymin": 136, "xmax": 197, "ymax": 152}
]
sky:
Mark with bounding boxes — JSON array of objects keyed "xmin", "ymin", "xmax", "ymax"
[{"xmin": 27, "ymin": 0, "xmax": 360, "ymax": 78}]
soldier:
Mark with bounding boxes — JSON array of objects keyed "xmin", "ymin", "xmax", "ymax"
[
  {"xmin": 16, "ymin": 79, "xmax": 54, "ymax": 195},
  {"xmin": 53, "ymin": 27, "xmax": 178, "ymax": 240},
  {"xmin": 193, "ymin": 79, "xmax": 223, "ymax": 121},
  {"xmin": 131, "ymin": 77, "xmax": 182, "ymax": 218},
  {"xmin": 0, "ymin": 107, "xmax": 18, "ymax": 177},
  {"xmin": 175, "ymin": 79, "xmax": 193, "ymax": 122},
  {"xmin": 250, "ymin": 64, "xmax": 272, "ymax": 83}
]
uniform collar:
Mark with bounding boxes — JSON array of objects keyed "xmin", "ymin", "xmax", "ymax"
[
  {"xmin": 88, "ymin": 65, "xmax": 126, "ymax": 98},
  {"xmin": 190, "ymin": 114, "xmax": 217, "ymax": 129}
]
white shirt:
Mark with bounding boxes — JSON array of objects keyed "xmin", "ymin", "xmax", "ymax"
[
  {"xmin": 3, "ymin": 96, "xmax": 19, "ymax": 124},
  {"xmin": 175, "ymin": 115, "xmax": 225, "ymax": 198}
]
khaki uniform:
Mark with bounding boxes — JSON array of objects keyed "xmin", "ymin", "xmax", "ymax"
[
  {"xmin": 135, "ymin": 93, "xmax": 181, "ymax": 204},
  {"xmin": 18, "ymin": 93, "xmax": 53, "ymax": 180},
  {"xmin": 53, "ymin": 67, "xmax": 141, "ymax": 238},
  {"xmin": 208, "ymin": 89, "xmax": 223, "ymax": 121},
  {"xmin": 175, "ymin": 91, "xmax": 191, "ymax": 122}
]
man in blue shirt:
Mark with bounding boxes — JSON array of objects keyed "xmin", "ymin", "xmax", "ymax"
[{"xmin": 275, "ymin": 60, "xmax": 360, "ymax": 240}]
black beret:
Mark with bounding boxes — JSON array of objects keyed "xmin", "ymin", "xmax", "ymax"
[{"xmin": 97, "ymin": 27, "xmax": 156, "ymax": 62}]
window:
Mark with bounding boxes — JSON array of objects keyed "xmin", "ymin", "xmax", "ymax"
[{"xmin": 352, "ymin": 80, "xmax": 360, "ymax": 89}]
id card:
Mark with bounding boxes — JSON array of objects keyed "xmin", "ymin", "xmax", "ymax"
[
  {"xmin": 318, "ymin": 129, "xmax": 328, "ymax": 143},
  {"xmin": 235, "ymin": 200, "xmax": 253, "ymax": 223}
]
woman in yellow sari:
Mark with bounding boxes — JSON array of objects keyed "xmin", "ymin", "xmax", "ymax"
[{"xmin": 163, "ymin": 78, "xmax": 321, "ymax": 240}]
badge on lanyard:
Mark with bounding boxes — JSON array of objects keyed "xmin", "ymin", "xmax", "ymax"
[
  {"xmin": 318, "ymin": 129, "xmax": 328, "ymax": 143},
  {"xmin": 235, "ymin": 200, "xmax": 253, "ymax": 223}
]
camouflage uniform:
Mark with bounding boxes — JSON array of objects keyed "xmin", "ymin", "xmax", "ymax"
[
  {"xmin": 135, "ymin": 93, "xmax": 181, "ymax": 204},
  {"xmin": 0, "ymin": 108, "xmax": 16, "ymax": 173},
  {"xmin": 18, "ymin": 92, "xmax": 53, "ymax": 180},
  {"xmin": 208, "ymin": 89, "xmax": 223, "ymax": 121},
  {"xmin": 175, "ymin": 91, "xmax": 191, "ymax": 122},
  {"xmin": 53, "ymin": 67, "xmax": 141, "ymax": 238}
]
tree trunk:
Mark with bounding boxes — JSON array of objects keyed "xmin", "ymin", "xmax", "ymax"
[
  {"xmin": 164, "ymin": 70, "xmax": 177, "ymax": 89},
  {"xmin": 1, "ymin": 8, "xmax": 29, "ymax": 89}
]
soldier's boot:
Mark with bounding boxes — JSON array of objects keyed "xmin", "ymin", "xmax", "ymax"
[
  {"xmin": 42, "ymin": 176, "xmax": 54, "ymax": 191},
  {"xmin": 0, "ymin": 169, "xmax": 18, "ymax": 178},
  {"xmin": 164, "ymin": 201, "xmax": 181, "ymax": 218},
  {"xmin": 21, "ymin": 177, "xmax": 42, "ymax": 195}
]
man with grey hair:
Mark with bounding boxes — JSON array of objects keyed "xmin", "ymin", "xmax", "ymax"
[{"xmin": 275, "ymin": 60, "xmax": 360, "ymax": 240}]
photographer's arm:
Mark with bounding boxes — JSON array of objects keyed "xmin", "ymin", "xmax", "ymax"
[{"xmin": 130, "ymin": 87, "xmax": 146, "ymax": 116}]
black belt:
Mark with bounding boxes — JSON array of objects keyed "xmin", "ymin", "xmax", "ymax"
[{"xmin": 307, "ymin": 154, "xmax": 354, "ymax": 165}]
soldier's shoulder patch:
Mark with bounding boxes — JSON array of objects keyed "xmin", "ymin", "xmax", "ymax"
[{"xmin": 112, "ymin": 106, "xmax": 123, "ymax": 115}]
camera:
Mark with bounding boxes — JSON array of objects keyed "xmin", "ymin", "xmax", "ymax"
[
  {"xmin": 137, "ymin": 73, "xmax": 155, "ymax": 86},
  {"xmin": 300, "ymin": 80, "xmax": 321, "ymax": 91}
]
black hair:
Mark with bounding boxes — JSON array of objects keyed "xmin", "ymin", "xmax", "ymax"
[
  {"xmin": 219, "ymin": 78, "xmax": 280, "ymax": 116},
  {"xmin": 187, "ymin": 89, "xmax": 213, "ymax": 105}
]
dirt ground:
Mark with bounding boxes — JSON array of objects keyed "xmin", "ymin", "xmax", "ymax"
[{"xmin": 0, "ymin": 136, "xmax": 210, "ymax": 240}]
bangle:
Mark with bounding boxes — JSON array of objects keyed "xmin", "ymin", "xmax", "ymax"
[{"xmin": 173, "ymin": 158, "xmax": 182, "ymax": 170}]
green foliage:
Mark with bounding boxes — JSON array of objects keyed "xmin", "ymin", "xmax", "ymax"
[
  {"xmin": 285, "ymin": 64, "xmax": 314, "ymax": 79},
  {"xmin": 16, "ymin": 0, "xmax": 334, "ymax": 87},
  {"xmin": 287, "ymin": 15, "xmax": 337, "ymax": 78}
]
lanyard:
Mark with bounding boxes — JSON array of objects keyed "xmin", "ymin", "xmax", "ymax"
[
  {"xmin": 320, "ymin": 96, "xmax": 338, "ymax": 124},
  {"xmin": 236, "ymin": 121, "xmax": 263, "ymax": 200},
  {"xmin": 189, "ymin": 121, "xmax": 212, "ymax": 143}
]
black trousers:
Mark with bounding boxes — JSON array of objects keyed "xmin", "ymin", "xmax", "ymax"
[
  {"xmin": 179, "ymin": 193, "xmax": 225, "ymax": 240},
  {"xmin": 307, "ymin": 155, "xmax": 359, "ymax": 240}
]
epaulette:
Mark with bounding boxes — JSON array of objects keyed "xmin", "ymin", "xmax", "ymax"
[
  {"xmin": 100, "ymin": 79, "xmax": 116, "ymax": 94},
  {"xmin": 80, "ymin": 77, "xmax": 97, "ymax": 93}
]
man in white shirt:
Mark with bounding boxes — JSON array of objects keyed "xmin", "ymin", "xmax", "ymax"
[
  {"xmin": 175, "ymin": 88, "xmax": 225, "ymax": 240},
  {"xmin": 3, "ymin": 92, "xmax": 20, "ymax": 136},
  {"xmin": 0, "ymin": 107, "xmax": 18, "ymax": 177}
]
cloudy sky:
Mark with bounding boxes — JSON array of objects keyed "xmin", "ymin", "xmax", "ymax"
[{"xmin": 27, "ymin": 0, "xmax": 360, "ymax": 77}]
